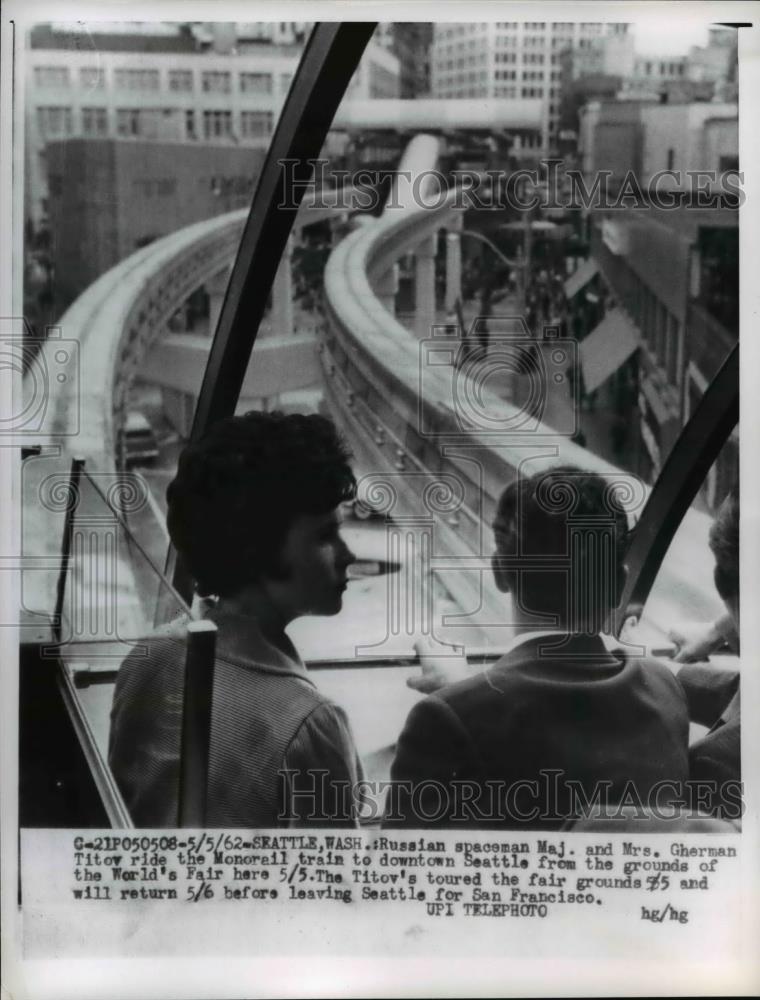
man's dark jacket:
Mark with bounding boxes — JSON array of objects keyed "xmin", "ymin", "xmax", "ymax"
[{"xmin": 386, "ymin": 633, "xmax": 690, "ymax": 829}]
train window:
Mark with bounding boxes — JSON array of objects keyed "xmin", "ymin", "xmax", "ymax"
[
  {"xmin": 624, "ymin": 429, "xmax": 739, "ymax": 659},
  {"xmin": 19, "ymin": 19, "xmax": 740, "ymax": 826}
]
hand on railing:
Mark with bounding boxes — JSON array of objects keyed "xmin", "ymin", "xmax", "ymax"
[
  {"xmin": 407, "ymin": 634, "xmax": 469, "ymax": 694},
  {"xmin": 669, "ymin": 612, "xmax": 737, "ymax": 663}
]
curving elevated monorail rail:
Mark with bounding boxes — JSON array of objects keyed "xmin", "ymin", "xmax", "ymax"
[
  {"xmin": 20, "ymin": 189, "xmax": 359, "ymax": 637},
  {"xmin": 323, "ymin": 189, "xmax": 627, "ymax": 631},
  {"xmin": 321, "ymin": 188, "xmax": 732, "ymax": 641}
]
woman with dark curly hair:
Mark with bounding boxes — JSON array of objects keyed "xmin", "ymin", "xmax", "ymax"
[{"xmin": 109, "ymin": 411, "xmax": 361, "ymax": 828}]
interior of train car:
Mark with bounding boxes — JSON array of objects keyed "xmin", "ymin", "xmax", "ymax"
[{"xmin": 18, "ymin": 21, "xmax": 739, "ymax": 828}]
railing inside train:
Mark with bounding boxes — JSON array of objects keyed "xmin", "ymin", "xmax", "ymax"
[
  {"xmin": 178, "ymin": 621, "xmax": 218, "ymax": 828},
  {"xmin": 45, "ymin": 457, "xmax": 194, "ymax": 829},
  {"xmin": 53, "ymin": 457, "xmax": 85, "ymax": 643},
  {"xmin": 49, "ymin": 465, "xmax": 249, "ymax": 829}
]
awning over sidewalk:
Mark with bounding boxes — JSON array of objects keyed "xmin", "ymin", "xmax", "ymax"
[
  {"xmin": 579, "ymin": 307, "xmax": 640, "ymax": 394},
  {"xmin": 564, "ymin": 258, "xmax": 599, "ymax": 300}
]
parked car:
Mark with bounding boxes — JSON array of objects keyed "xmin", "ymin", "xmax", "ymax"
[{"xmin": 124, "ymin": 410, "xmax": 159, "ymax": 467}]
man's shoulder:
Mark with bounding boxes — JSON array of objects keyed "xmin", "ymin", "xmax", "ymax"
[
  {"xmin": 678, "ymin": 661, "xmax": 740, "ymax": 698},
  {"xmin": 430, "ymin": 657, "xmax": 523, "ymax": 716},
  {"xmin": 689, "ymin": 717, "xmax": 741, "ymax": 783}
]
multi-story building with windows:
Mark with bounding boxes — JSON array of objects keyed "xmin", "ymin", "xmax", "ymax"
[
  {"xmin": 44, "ymin": 137, "xmax": 269, "ymax": 308},
  {"xmin": 24, "ymin": 21, "xmax": 399, "ymax": 226},
  {"xmin": 575, "ymin": 98, "xmax": 738, "ymax": 494},
  {"xmin": 374, "ymin": 22, "xmax": 433, "ymax": 97},
  {"xmin": 430, "ymin": 21, "xmax": 631, "ymax": 155}
]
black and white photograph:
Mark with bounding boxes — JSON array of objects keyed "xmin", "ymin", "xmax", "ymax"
[{"xmin": 2, "ymin": 2, "xmax": 758, "ymax": 996}]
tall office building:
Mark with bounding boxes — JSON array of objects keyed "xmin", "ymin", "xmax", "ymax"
[
  {"xmin": 24, "ymin": 21, "xmax": 399, "ymax": 226},
  {"xmin": 430, "ymin": 21, "xmax": 631, "ymax": 154},
  {"xmin": 375, "ymin": 23, "xmax": 434, "ymax": 97}
]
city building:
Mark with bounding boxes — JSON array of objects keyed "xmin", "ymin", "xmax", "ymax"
[
  {"xmin": 687, "ymin": 26, "xmax": 738, "ymax": 96},
  {"xmin": 573, "ymin": 98, "xmax": 738, "ymax": 497},
  {"xmin": 557, "ymin": 24, "xmax": 737, "ymax": 154},
  {"xmin": 375, "ymin": 23, "xmax": 434, "ymax": 97},
  {"xmin": 24, "ymin": 21, "xmax": 399, "ymax": 227},
  {"xmin": 619, "ymin": 26, "xmax": 737, "ymax": 101},
  {"xmin": 429, "ymin": 21, "xmax": 631, "ymax": 155},
  {"xmin": 621, "ymin": 52, "xmax": 689, "ymax": 99},
  {"xmin": 579, "ymin": 98, "xmax": 739, "ymax": 188},
  {"xmin": 45, "ymin": 138, "xmax": 267, "ymax": 308},
  {"xmin": 343, "ymin": 40, "xmax": 401, "ymax": 100}
]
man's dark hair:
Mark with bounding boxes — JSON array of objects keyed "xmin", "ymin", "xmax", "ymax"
[
  {"xmin": 493, "ymin": 464, "xmax": 628, "ymax": 628},
  {"xmin": 166, "ymin": 411, "xmax": 355, "ymax": 597},
  {"xmin": 709, "ymin": 483, "xmax": 739, "ymax": 601}
]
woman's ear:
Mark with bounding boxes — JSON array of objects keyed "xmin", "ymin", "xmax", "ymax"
[{"xmin": 492, "ymin": 551, "xmax": 512, "ymax": 594}]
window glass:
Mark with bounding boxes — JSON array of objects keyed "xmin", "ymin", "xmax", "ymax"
[
  {"xmin": 623, "ymin": 431, "xmax": 739, "ymax": 662},
  {"xmin": 21, "ymin": 19, "xmax": 739, "ymax": 672},
  {"xmin": 21, "ymin": 20, "xmax": 298, "ymax": 665}
]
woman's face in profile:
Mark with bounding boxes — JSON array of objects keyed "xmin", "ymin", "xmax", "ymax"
[{"xmin": 272, "ymin": 506, "xmax": 356, "ymax": 619}]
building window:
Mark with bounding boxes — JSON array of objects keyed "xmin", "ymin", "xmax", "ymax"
[
  {"xmin": 240, "ymin": 110, "xmax": 273, "ymax": 138},
  {"xmin": 114, "ymin": 68, "xmax": 160, "ymax": 91},
  {"xmin": 79, "ymin": 67, "xmax": 105, "ymax": 90},
  {"xmin": 36, "ymin": 106, "xmax": 73, "ymax": 137},
  {"xmin": 169, "ymin": 69, "xmax": 193, "ymax": 92},
  {"xmin": 240, "ymin": 72, "xmax": 272, "ymax": 94},
  {"xmin": 667, "ymin": 148, "xmax": 675, "ymax": 170},
  {"xmin": 81, "ymin": 107, "xmax": 108, "ymax": 136},
  {"xmin": 116, "ymin": 108, "xmax": 141, "ymax": 137},
  {"xmin": 185, "ymin": 109, "xmax": 196, "ymax": 139},
  {"xmin": 203, "ymin": 109, "xmax": 233, "ymax": 139},
  {"xmin": 34, "ymin": 66, "xmax": 70, "ymax": 88},
  {"xmin": 202, "ymin": 71, "xmax": 231, "ymax": 94}
]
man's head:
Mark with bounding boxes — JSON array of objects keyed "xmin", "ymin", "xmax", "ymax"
[
  {"xmin": 166, "ymin": 412, "xmax": 356, "ymax": 615},
  {"xmin": 709, "ymin": 484, "xmax": 739, "ymax": 628},
  {"xmin": 492, "ymin": 465, "xmax": 628, "ymax": 633}
]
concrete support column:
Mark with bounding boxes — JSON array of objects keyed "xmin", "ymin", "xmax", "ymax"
[
  {"xmin": 206, "ymin": 264, "xmax": 232, "ymax": 336},
  {"xmin": 374, "ymin": 264, "xmax": 399, "ymax": 315},
  {"xmin": 444, "ymin": 216, "xmax": 463, "ymax": 312},
  {"xmin": 414, "ymin": 233, "xmax": 437, "ymax": 341},
  {"xmin": 271, "ymin": 234, "xmax": 295, "ymax": 337}
]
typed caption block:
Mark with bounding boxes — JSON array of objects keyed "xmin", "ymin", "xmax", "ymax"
[{"xmin": 23, "ymin": 829, "xmax": 740, "ymax": 928}]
